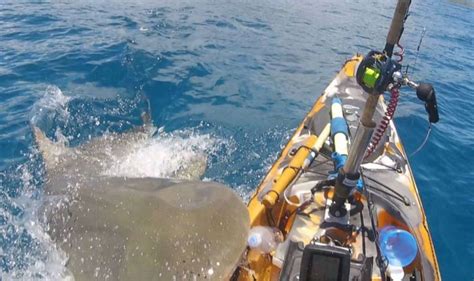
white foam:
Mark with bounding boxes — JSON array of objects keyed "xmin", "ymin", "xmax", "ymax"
[
  {"xmin": 1, "ymin": 161, "xmax": 71, "ymax": 281},
  {"xmin": 104, "ymin": 128, "xmax": 222, "ymax": 180},
  {"xmin": 3, "ymin": 85, "xmax": 74, "ymax": 280},
  {"xmin": 30, "ymin": 86, "xmax": 71, "ymax": 129}
]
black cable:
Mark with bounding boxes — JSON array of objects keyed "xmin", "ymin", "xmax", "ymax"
[
  {"xmin": 365, "ymin": 184, "xmax": 410, "ymax": 206},
  {"xmin": 311, "ymin": 179, "xmax": 336, "ymax": 194},
  {"xmin": 311, "ymin": 158, "xmax": 332, "ymax": 167},
  {"xmin": 365, "ymin": 161, "xmax": 400, "ymax": 172},
  {"xmin": 362, "ymin": 174, "xmax": 410, "ymax": 206},
  {"xmin": 265, "ymin": 207, "xmax": 276, "ymax": 227},
  {"xmin": 305, "ymin": 170, "xmax": 330, "ymax": 177},
  {"xmin": 301, "ymin": 158, "xmax": 332, "ymax": 179},
  {"xmin": 359, "ymin": 210, "xmax": 367, "ymax": 257},
  {"xmin": 318, "ymin": 146, "xmax": 333, "ymax": 160},
  {"xmin": 360, "ymin": 171, "xmax": 387, "ymax": 279}
]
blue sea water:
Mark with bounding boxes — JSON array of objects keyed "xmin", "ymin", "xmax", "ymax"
[{"xmin": 0, "ymin": 0, "xmax": 472, "ymax": 280}]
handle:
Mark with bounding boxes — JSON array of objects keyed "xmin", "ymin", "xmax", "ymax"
[{"xmin": 416, "ymin": 83, "xmax": 439, "ymax": 123}]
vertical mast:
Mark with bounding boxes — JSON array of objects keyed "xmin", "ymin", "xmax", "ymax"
[{"xmin": 330, "ymin": 0, "xmax": 412, "ymax": 216}]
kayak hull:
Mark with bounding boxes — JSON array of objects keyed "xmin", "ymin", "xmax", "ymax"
[{"xmin": 237, "ymin": 56, "xmax": 440, "ymax": 281}]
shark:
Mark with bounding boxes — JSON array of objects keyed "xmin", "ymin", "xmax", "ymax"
[{"xmin": 33, "ymin": 126, "xmax": 250, "ymax": 280}]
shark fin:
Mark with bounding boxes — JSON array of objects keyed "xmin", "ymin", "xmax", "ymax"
[
  {"xmin": 141, "ymin": 111, "xmax": 152, "ymax": 127},
  {"xmin": 32, "ymin": 125, "xmax": 70, "ymax": 170}
]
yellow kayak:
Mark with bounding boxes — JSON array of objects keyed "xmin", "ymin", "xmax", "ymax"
[{"xmin": 232, "ymin": 56, "xmax": 440, "ymax": 281}]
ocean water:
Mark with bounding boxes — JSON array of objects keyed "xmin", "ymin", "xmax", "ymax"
[{"xmin": 0, "ymin": 0, "xmax": 472, "ymax": 280}]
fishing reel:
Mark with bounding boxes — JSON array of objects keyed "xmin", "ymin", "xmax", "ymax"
[
  {"xmin": 356, "ymin": 51, "xmax": 439, "ymax": 124},
  {"xmin": 356, "ymin": 51, "xmax": 402, "ymax": 95}
]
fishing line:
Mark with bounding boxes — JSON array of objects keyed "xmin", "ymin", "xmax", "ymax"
[
  {"xmin": 410, "ymin": 123, "xmax": 432, "ymax": 157},
  {"xmin": 405, "ymin": 27, "xmax": 426, "ymax": 76}
]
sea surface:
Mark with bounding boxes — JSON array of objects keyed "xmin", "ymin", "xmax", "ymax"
[{"xmin": 0, "ymin": 0, "xmax": 472, "ymax": 280}]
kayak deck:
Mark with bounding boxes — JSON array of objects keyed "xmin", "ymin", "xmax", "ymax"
[{"xmin": 235, "ymin": 56, "xmax": 440, "ymax": 281}]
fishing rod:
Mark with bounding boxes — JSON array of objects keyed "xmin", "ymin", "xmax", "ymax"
[
  {"xmin": 384, "ymin": 0, "xmax": 411, "ymax": 58},
  {"xmin": 329, "ymin": 0, "xmax": 439, "ymax": 217}
]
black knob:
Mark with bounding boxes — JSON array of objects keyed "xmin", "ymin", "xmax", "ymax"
[{"xmin": 416, "ymin": 83, "xmax": 439, "ymax": 123}]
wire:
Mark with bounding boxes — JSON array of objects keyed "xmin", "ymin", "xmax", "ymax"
[
  {"xmin": 406, "ymin": 27, "xmax": 426, "ymax": 76},
  {"xmin": 305, "ymin": 170, "xmax": 330, "ymax": 177},
  {"xmin": 284, "ymin": 158, "xmax": 333, "ymax": 206},
  {"xmin": 359, "ymin": 210, "xmax": 367, "ymax": 256},
  {"xmin": 410, "ymin": 123, "xmax": 432, "ymax": 157},
  {"xmin": 365, "ymin": 184, "xmax": 410, "ymax": 206},
  {"xmin": 360, "ymin": 171, "xmax": 387, "ymax": 279},
  {"xmin": 307, "ymin": 158, "xmax": 332, "ymax": 170},
  {"xmin": 265, "ymin": 206, "xmax": 276, "ymax": 227},
  {"xmin": 361, "ymin": 172, "xmax": 410, "ymax": 205}
]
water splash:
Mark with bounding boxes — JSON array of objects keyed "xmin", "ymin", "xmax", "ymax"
[
  {"xmin": 0, "ymin": 157, "xmax": 72, "ymax": 281},
  {"xmin": 104, "ymin": 127, "xmax": 224, "ymax": 180},
  {"xmin": 30, "ymin": 86, "xmax": 71, "ymax": 131},
  {"xmin": 1, "ymin": 85, "xmax": 236, "ymax": 280}
]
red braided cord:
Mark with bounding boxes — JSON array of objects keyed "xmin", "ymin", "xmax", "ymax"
[{"xmin": 365, "ymin": 87, "xmax": 400, "ymax": 158}]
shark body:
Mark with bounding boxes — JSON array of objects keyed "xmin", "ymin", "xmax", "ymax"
[{"xmin": 33, "ymin": 127, "xmax": 249, "ymax": 280}]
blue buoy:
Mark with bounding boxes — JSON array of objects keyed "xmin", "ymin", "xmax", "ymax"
[{"xmin": 379, "ymin": 226, "xmax": 418, "ymax": 267}]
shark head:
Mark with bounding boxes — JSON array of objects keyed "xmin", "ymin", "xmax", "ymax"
[
  {"xmin": 33, "ymin": 126, "xmax": 208, "ymax": 193},
  {"xmin": 33, "ymin": 126, "xmax": 249, "ymax": 280}
]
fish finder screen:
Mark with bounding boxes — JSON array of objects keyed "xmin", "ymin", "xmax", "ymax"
[{"xmin": 307, "ymin": 255, "xmax": 341, "ymax": 281}]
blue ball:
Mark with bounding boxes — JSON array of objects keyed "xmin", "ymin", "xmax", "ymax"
[{"xmin": 379, "ymin": 227, "xmax": 418, "ymax": 267}]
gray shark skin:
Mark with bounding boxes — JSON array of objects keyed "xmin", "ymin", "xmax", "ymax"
[
  {"xmin": 33, "ymin": 127, "xmax": 250, "ymax": 280},
  {"xmin": 32, "ymin": 125, "xmax": 208, "ymax": 191}
]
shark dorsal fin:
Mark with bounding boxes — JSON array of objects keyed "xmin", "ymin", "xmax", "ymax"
[{"xmin": 32, "ymin": 126, "xmax": 71, "ymax": 171}]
